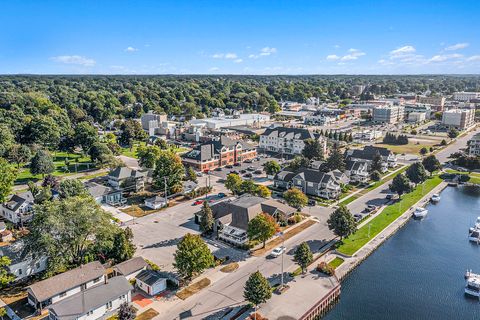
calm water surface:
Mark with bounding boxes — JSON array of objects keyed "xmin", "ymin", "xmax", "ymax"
[{"xmin": 324, "ymin": 186, "xmax": 480, "ymax": 320}]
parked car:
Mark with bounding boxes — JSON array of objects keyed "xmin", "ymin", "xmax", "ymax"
[
  {"xmin": 234, "ymin": 163, "xmax": 241, "ymax": 167},
  {"xmin": 244, "ymin": 173, "xmax": 253, "ymax": 178},
  {"xmin": 225, "ymin": 165, "xmax": 233, "ymax": 169},
  {"xmin": 215, "ymin": 167, "xmax": 223, "ymax": 171},
  {"xmin": 230, "ymin": 170, "xmax": 239, "ymax": 175},
  {"xmin": 353, "ymin": 214, "xmax": 363, "ymax": 222},
  {"xmin": 196, "ymin": 172, "xmax": 204, "ymax": 177},
  {"xmin": 193, "ymin": 200, "xmax": 204, "ymax": 206},
  {"xmin": 308, "ymin": 199, "xmax": 316, "ymax": 206},
  {"xmin": 217, "ymin": 192, "xmax": 226, "ymax": 198},
  {"xmin": 254, "ymin": 169, "xmax": 263, "ymax": 174},
  {"xmin": 270, "ymin": 246, "xmax": 286, "ymax": 257},
  {"xmin": 247, "ymin": 166, "xmax": 256, "ymax": 171},
  {"xmin": 244, "ymin": 159, "xmax": 253, "ymax": 163},
  {"xmin": 367, "ymin": 204, "xmax": 377, "ymax": 211},
  {"xmin": 386, "ymin": 193, "xmax": 396, "ymax": 200},
  {"xmin": 240, "ymin": 169, "xmax": 247, "ymax": 174},
  {"xmin": 255, "ymin": 157, "xmax": 261, "ymax": 161}
]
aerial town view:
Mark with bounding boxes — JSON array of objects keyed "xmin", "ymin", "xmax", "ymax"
[{"xmin": 1, "ymin": 1, "xmax": 480, "ymax": 320}]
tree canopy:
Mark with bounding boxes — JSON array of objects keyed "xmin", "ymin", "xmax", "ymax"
[
  {"xmin": 247, "ymin": 213, "xmax": 278, "ymax": 248},
  {"xmin": 173, "ymin": 233, "xmax": 214, "ymax": 280},
  {"xmin": 327, "ymin": 205, "xmax": 357, "ymax": 239}
]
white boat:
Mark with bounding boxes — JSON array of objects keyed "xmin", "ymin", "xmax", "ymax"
[
  {"xmin": 469, "ymin": 229, "xmax": 480, "ymax": 243},
  {"xmin": 413, "ymin": 207, "xmax": 428, "ymax": 219},
  {"xmin": 430, "ymin": 194, "xmax": 441, "ymax": 202},
  {"xmin": 465, "ymin": 270, "xmax": 480, "ymax": 297}
]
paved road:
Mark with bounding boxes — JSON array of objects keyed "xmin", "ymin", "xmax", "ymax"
[{"xmin": 436, "ymin": 128, "xmax": 478, "ymax": 163}]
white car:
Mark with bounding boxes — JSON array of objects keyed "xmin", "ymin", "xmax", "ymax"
[{"xmin": 270, "ymin": 246, "xmax": 286, "ymax": 257}]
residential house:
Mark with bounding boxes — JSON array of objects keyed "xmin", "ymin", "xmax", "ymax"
[
  {"xmin": 112, "ymin": 256, "xmax": 148, "ymax": 280},
  {"xmin": 0, "ymin": 241, "xmax": 47, "ymax": 282},
  {"xmin": 181, "ymin": 136, "xmax": 257, "ymax": 171},
  {"xmin": 107, "ymin": 167, "xmax": 147, "ymax": 192},
  {"xmin": 468, "ymin": 133, "xmax": 480, "ymax": 156},
  {"xmin": 135, "ymin": 270, "xmax": 167, "ymax": 296},
  {"xmin": 345, "ymin": 146, "xmax": 397, "ymax": 171},
  {"xmin": 259, "ymin": 127, "xmax": 324, "ymax": 156},
  {"xmin": 201, "ymin": 195, "xmax": 296, "ymax": 246},
  {"xmin": 85, "ymin": 182, "xmax": 126, "ymax": 206},
  {"xmin": 27, "ymin": 261, "xmax": 106, "ymax": 310},
  {"xmin": 1, "ymin": 191, "xmax": 34, "ymax": 225},
  {"xmin": 345, "ymin": 160, "xmax": 370, "ymax": 184},
  {"xmin": 144, "ymin": 196, "xmax": 166, "ymax": 210},
  {"xmin": 47, "ymin": 276, "xmax": 132, "ymax": 320}
]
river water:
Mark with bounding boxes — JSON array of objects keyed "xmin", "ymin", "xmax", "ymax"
[{"xmin": 324, "ymin": 186, "xmax": 480, "ymax": 320}]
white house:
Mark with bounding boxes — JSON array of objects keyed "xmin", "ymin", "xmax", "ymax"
[
  {"xmin": 259, "ymin": 127, "xmax": 323, "ymax": 156},
  {"xmin": 48, "ymin": 277, "xmax": 132, "ymax": 320},
  {"xmin": 135, "ymin": 270, "xmax": 167, "ymax": 296},
  {"xmin": 144, "ymin": 196, "xmax": 167, "ymax": 210},
  {"xmin": 85, "ymin": 182, "xmax": 126, "ymax": 206},
  {"xmin": 27, "ymin": 261, "xmax": 106, "ymax": 310},
  {"xmin": 113, "ymin": 256, "xmax": 148, "ymax": 280},
  {"xmin": 0, "ymin": 241, "xmax": 48, "ymax": 282},
  {"xmin": 1, "ymin": 191, "xmax": 34, "ymax": 225}
]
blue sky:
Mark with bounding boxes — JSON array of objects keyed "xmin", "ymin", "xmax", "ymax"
[{"xmin": 1, "ymin": 0, "xmax": 480, "ymax": 74}]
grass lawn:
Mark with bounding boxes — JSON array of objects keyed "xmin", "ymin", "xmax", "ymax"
[
  {"xmin": 328, "ymin": 257, "xmax": 344, "ymax": 269},
  {"xmin": 120, "ymin": 141, "xmax": 190, "ymax": 158},
  {"xmin": 220, "ymin": 262, "xmax": 239, "ymax": 273},
  {"xmin": 337, "ymin": 175, "xmax": 443, "ymax": 256},
  {"xmin": 445, "ymin": 169, "xmax": 480, "ymax": 185},
  {"xmin": 176, "ymin": 278, "xmax": 211, "ymax": 300},
  {"xmin": 339, "ymin": 194, "xmax": 359, "ymax": 206},
  {"xmin": 136, "ymin": 308, "xmax": 159, "ymax": 320},
  {"xmin": 15, "ymin": 152, "xmax": 95, "ymax": 184},
  {"xmin": 375, "ymin": 143, "xmax": 434, "ymax": 155}
]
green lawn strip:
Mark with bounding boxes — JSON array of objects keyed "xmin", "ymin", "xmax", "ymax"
[
  {"xmin": 339, "ymin": 194, "xmax": 359, "ymax": 206},
  {"xmin": 445, "ymin": 169, "xmax": 480, "ymax": 185},
  {"xmin": 120, "ymin": 141, "xmax": 190, "ymax": 158},
  {"xmin": 337, "ymin": 175, "xmax": 442, "ymax": 256},
  {"xmin": 328, "ymin": 257, "xmax": 344, "ymax": 269}
]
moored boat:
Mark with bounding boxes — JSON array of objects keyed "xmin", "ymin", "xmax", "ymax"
[
  {"xmin": 465, "ymin": 270, "xmax": 480, "ymax": 297},
  {"xmin": 430, "ymin": 194, "xmax": 441, "ymax": 202},
  {"xmin": 413, "ymin": 207, "xmax": 428, "ymax": 219}
]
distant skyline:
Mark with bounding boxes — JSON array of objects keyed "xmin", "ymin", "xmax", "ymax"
[{"xmin": 1, "ymin": 0, "xmax": 480, "ymax": 75}]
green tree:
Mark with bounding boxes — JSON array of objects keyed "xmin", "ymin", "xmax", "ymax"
[
  {"xmin": 240, "ymin": 179, "xmax": 258, "ymax": 195},
  {"xmin": 8, "ymin": 144, "xmax": 32, "ymax": 169},
  {"xmin": 324, "ymin": 146, "xmax": 346, "ymax": 172},
  {"xmin": 153, "ymin": 151, "xmax": 185, "ymax": 194},
  {"xmin": 58, "ymin": 179, "xmax": 89, "ymax": 198},
  {"xmin": 119, "ymin": 119, "xmax": 147, "ymax": 148},
  {"xmin": 199, "ymin": 201, "xmax": 214, "ymax": 234},
  {"xmin": 256, "ymin": 185, "xmax": 271, "ymax": 198},
  {"xmin": 187, "ymin": 166, "xmax": 198, "ymax": 183},
  {"xmin": 288, "ymin": 156, "xmax": 309, "ymax": 171},
  {"xmin": 263, "ymin": 160, "xmax": 281, "ymax": 176},
  {"xmin": 0, "ymin": 256, "xmax": 15, "ymax": 288},
  {"xmin": 225, "ymin": 173, "xmax": 242, "ymax": 194},
  {"xmin": 422, "ymin": 155, "xmax": 441, "ymax": 173},
  {"xmin": 389, "ymin": 173, "xmax": 412, "ymax": 198},
  {"xmin": 247, "ymin": 213, "xmax": 277, "ymax": 248},
  {"xmin": 302, "ymin": 138, "xmax": 324, "ymax": 160},
  {"xmin": 25, "ymin": 196, "xmax": 124, "ymax": 275},
  {"xmin": 283, "ymin": 188, "xmax": 308, "ymax": 209},
  {"xmin": 419, "ymin": 147, "xmax": 428, "ymax": 155},
  {"xmin": 30, "ymin": 149, "xmax": 55, "ymax": 177},
  {"xmin": 0, "ymin": 124, "xmax": 15, "ymax": 158},
  {"xmin": 440, "ymin": 139, "xmax": 447, "ymax": 146},
  {"xmin": 370, "ymin": 170, "xmax": 381, "ymax": 181},
  {"xmin": 173, "ymin": 233, "xmax": 214, "ymax": 280},
  {"xmin": 137, "ymin": 145, "xmax": 162, "ymax": 169},
  {"xmin": 294, "ymin": 242, "xmax": 313, "ymax": 274},
  {"xmin": 88, "ymin": 142, "xmax": 118, "ymax": 168},
  {"xmin": 23, "ymin": 115, "xmax": 61, "ymax": 149},
  {"xmin": 370, "ymin": 152, "xmax": 383, "ymax": 173},
  {"xmin": 0, "ymin": 306, "xmax": 6, "ymax": 320},
  {"xmin": 327, "ymin": 205, "xmax": 357, "ymax": 239},
  {"xmin": 0, "ymin": 158, "xmax": 17, "ymax": 203},
  {"xmin": 106, "ymin": 227, "xmax": 136, "ymax": 263},
  {"xmin": 74, "ymin": 121, "xmax": 99, "ymax": 152},
  {"xmin": 406, "ymin": 162, "xmax": 428, "ymax": 185},
  {"xmin": 448, "ymin": 128, "xmax": 459, "ymax": 139},
  {"xmin": 244, "ymin": 271, "xmax": 272, "ymax": 311},
  {"xmin": 118, "ymin": 302, "xmax": 136, "ymax": 320}
]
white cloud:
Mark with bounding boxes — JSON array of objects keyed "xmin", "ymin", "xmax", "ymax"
[
  {"xmin": 212, "ymin": 52, "xmax": 238, "ymax": 59},
  {"xmin": 326, "ymin": 54, "xmax": 340, "ymax": 61},
  {"xmin": 125, "ymin": 46, "xmax": 138, "ymax": 52},
  {"xmin": 428, "ymin": 53, "xmax": 463, "ymax": 62},
  {"xmin": 209, "ymin": 67, "xmax": 220, "ymax": 72},
  {"xmin": 326, "ymin": 49, "xmax": 365, "ymax": 62},
  {"xmin": 248, "ymin": 47, "xmax": 277, "ymax": 59},
  {"xmin": 445, "ymin": 43, "xmax": 469, "ymax": 51},
  {"xmin": 233, "ymin": 58, "xmax": 243, "ymax": 63},
  {"xmin": 390, "ymin": 45, "xmax": 416, "ymax": 57},
  {"xmin": 334, "ymin": 44, "xmax": 340, "ymax": 49},
  {"xmin": 51, "ymin": 55, "xmax": 96, "ymax": 67},
  {"xmin": 466, "ymin": 55, "xmax": 480, "ymax": 62}
]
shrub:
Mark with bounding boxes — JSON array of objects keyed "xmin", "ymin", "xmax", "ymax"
[{"xmin": 317, "ymin": 261, "xmax": 335, "ymax": 276}]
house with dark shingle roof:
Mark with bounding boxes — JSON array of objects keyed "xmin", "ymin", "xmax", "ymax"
[
  {"xmin": 1, "ymin": 191, "xmax": 34, "ymax": 225},
  {"xmin": 27, "ymin": 261, "xmax": 106, "ymax": 310},
  {"xmin": 85, "ymin": 181, "xmax": 126, "ymax": 206},
  {"xmin": 107, "ymin": 167, "xmax": 147, "ymax": 192},
  {"xmin": 201, "ymin": 195, "xmax": 296, "ymax": 246},
  {"xmin": 182, "ymin": 135, "xmax": 256, "ymax": 171},
  {"xmin": 135, "ymin": 269, "xmax": 167, "ymax": 296},
  {"xmin": 259, "ymin": 126, "xmax": 325, "ymax": 156},
  {"xmin": 345, "ymin": 160, "xmax": 370, "ymax": 183},
  {"xmin": 0, "ymin": 240, "xmax": 47, "ymax": 282},
  {"xmin": 345, "ymin": 146, "xmax": 397, "ymax": 172},
  {"xmin": 47, "ymin": 276, "xmax": 132, "ymax": 320},
  {"xmin": 112, "ymin": 256, "xmax": 148, "ymax": 280}
]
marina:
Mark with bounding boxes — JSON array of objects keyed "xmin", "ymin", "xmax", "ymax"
[{"xmin": 324, "ymin": 186, "xmax": 480, "ymax": 320}]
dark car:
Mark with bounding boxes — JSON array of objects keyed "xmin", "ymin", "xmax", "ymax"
[
  {"xmin": 240, "ymin": 169, "xmax": 247, "ymax": 174},
  {"xmin": 353, "ymin": 214, "xmax": 363, "ymax": 222},
  {"xmin": 230, "ymin": 170, "xmax": 239, "ymax": 175},
  {"xmin": 217, "ymin": 192, "xmax": 226, "ymax": 198},
  {"xmin": 244, "ymin": 173, "xmax": 253, "ymax": 178},
  {"xmin": 215, "ymin": 167, "xmax": 223, "ymax": 171},
  {"xmin": 308, "ymin": 199, "xmax": 316, "ymax": 206},
  {"xmin": 254, "ymin": 169, "xmax": 263, "ymax": 174},
  {"xmin": 225, "ymin": 165, "xmax": 233, "ymax": 169},
  {"xmin": 234, "ymin": 163, "xmax": 241, "ymax": 167}
]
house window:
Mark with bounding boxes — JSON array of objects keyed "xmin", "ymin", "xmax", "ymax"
[
  {"xmin": 18, "ymin": 269, "xmax": 22, "ymax": 275},
  {"xmin": 93, "ymin": 276, "xmax": 102, "ymax": 283},
  {"xmin": 106, "ymin": 301, "xmax": 112, "ymax": 309},
  {"xmin": 59, "ymin": 291, "xmax": 67, "ymax": 298},
  {"xmin": 307, "ymin": 182, "xmax": 313, "ymax": 187},
  {"xmin": 87, "ymin": 310, "xmax": 93, "ymax": 316}
]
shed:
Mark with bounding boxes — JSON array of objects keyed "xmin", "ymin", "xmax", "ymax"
[
  {"xmin": 144, "ymin": 196, "xmax": 166, "ymax": 210},
  {"xmin": 135, "ymin": 270, "xmax": 167, "ymax": 295}
]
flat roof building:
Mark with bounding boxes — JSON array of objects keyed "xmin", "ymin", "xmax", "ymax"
[
  {"xmin": 441, "ymin": 109, "xmax": 475, "ymax": 130},
  {"xmin": 372, "ymin": 105, "xmax": 404, "ymax": 124}
]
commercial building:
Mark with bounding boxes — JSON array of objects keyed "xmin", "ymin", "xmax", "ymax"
[
  {"xmin": 259, "ymin": 127, "xmax": 324, "ymax": 156},
  {"xmin": 408, "ymin": 112, "xmax": 427, "ymax": 123},
  {"xmin": 372, "ymin": 105, "xmax": 404, "ymax": 124},
  {"xmin": 441, "ymin": 109, "xmax": 475, "ymax": 130},
  {"xmin": 140, "ymin": 111, "xmax": 168, "ymax": 136},
  {"xmin": 189, "ymin": 113, "xmax": 270, "ymax": 130},
  {"xmin": 417, "ymin": 96, "xmax": 446, "ymax": 111},
  {"xmin": 453, "ymin": 92, "xmax": 480, "ymax": 102},
  {"xmin": 182, "ymin": 136, "xmax": 256, "ymax": 171},
  {"xmin": 468, "ymin": 133, "xmax": 480, "ymax": 156},
  {"xmin": 403, "ymin": 103, "xmax": 432, "ymax": 119}
]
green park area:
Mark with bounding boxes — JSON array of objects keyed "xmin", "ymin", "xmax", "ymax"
[
  {"xmin": 119, "ymin": 140, "xmax": 189, "ymax": 158},
  {"xmin": 337, "ymin": 175, "xmax": 443, "ymax": 256},
  {"xmin": 445, "ymin": 169, "xmax": 480, "ymax": 185}
]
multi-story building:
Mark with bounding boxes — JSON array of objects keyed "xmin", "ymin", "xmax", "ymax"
[
  {"xmin": 1, "ymin": 191, "xmax": 34, "ymax": 225},
  {"xmin": 441, "ymin": 109, "xmax": 475, "ymax": 130},
  {"xmin": 259, "ymin": 127, "xmax": 324, "ymax": 156},
  {"xmin": 189, "ymin": 113, "xmax": 270, "ymax": 130},
  {"xmin": 407, "ymin": 112, "xmax": 427, "ymax": 123},
  {"xmin": 417, "ymin": 96, "xmax": 446, "ymax": 111},
  {"xmin": 140, "ymin": 111, "xmax": 168, "ymax": 136},
  {"xmin": 403, "ymin": 103, "xmax": 432, "ymax": 119},
  {"xmin": 453, "ymin": 92, "xmax": 480, "ymax": 102},
  {"xmin": 372, "ymin": 105, "xmax": 404, "ymax": 124},
  {"xmin": 468, "ymin": 133, "xmax": 480, "ymax": 156},
  {"xmin": 182, "ymin": 136, "xmax": 256, "ymax": 171},
  {"xmin": 345, "ymin": 146, "xmax": 397, "ymax": 172}
]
